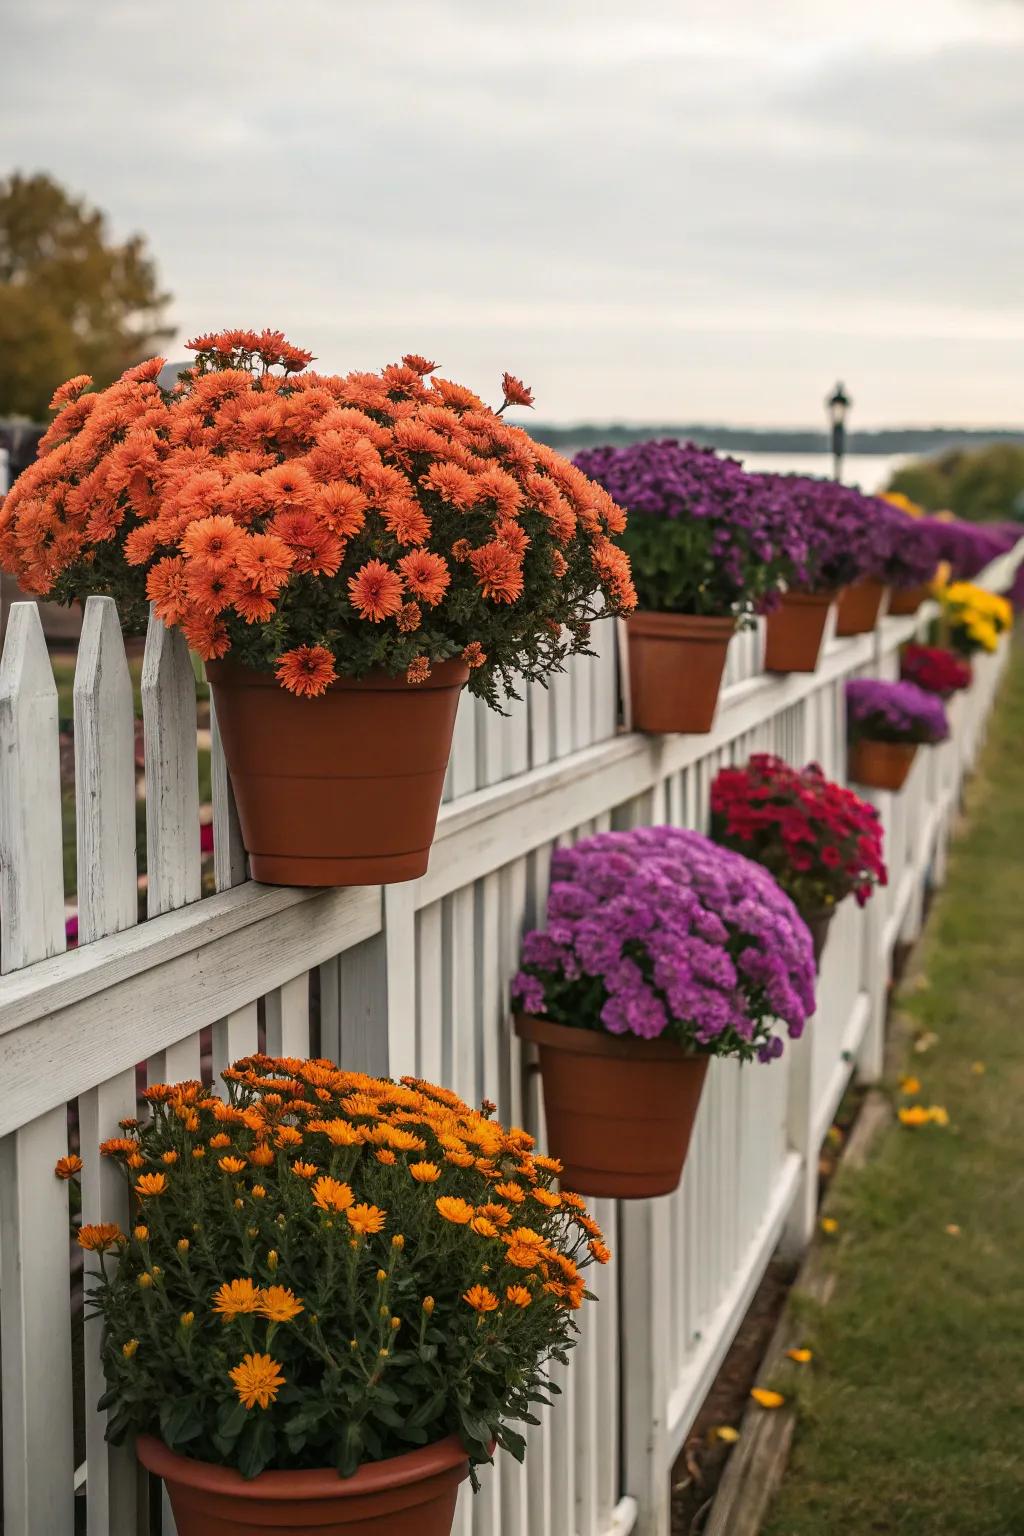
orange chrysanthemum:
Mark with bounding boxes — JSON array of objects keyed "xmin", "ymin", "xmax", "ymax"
[
  {"xmin": 406, "ymin": 657, "xmax": 432, "ymax": 685},
  {"xmin": 463, "ymin": 1284, "xmax": 499, "ymax": 1314},
  {"xmin": 275, "ymin": 644, "xmax": 337, "ymax": 698},
  {"xmin": 348, "ymin": 559, "xmax": 404, "ymax": 622},
  {"xmin": 77, "ymin": 1222, "xmax": 124, "ymax": 1252},
  {"xmin": 291, "ymin": 1161, "xmax": 318, "ymax": 1180},
  {"xmin": 218, "ymin": 1155, "xmax": 247, "ymax": 1175},
  {"xmin": 181, "ymin": 515, "xmax": 245, "ymax": 571},
  {"xmin": 402, "ymin": 354, "xmax": 438, "ymax": 376},
  {"xmin": 398, "ymin": 550, "xmax": 450, "ymax": 607},
  {"xmin": 230, "ymin": 1352, "xmax": 285, "ymax": 1410},
  {"xmin": 134, "ymin": 1173, "xmax": 168, "ymax": 1197},
  {"xmin": 347, "ymin": 1202, "xmax": 387, "ymax": 1235},
  {"xmin": 312, "ymin": 1176, "xmax": 354, "ymax": 1213},
  {"xmin": 462, "ymin": 641, "xmax": 486, "ymax": 669},
  {"xmin": 506, "ymin": 1284, "xmax": 533, "ymax": 1308},
  {"xmin": 397, "ymin": 600, "xmax": 422, "ymax": 633},
  {"xmin": 500, "ymin": 372, "xmax": 534, "ymax": 409},
  {"xmin": 54, "ymin": 1155, "xmax": 83, "ymax": 1180},
  {"xmin": 469, "ymin": 541, "xmax": 524, "ymax": 604},
  {"xmin": 410, "ymin": 1161, "xmax": 441, "ymax": 1183},
  {"xmin": 213, "ymin": 1278, "xmax": 261, "ymax": 1319},
  {"xmin": 435, "ymin": 1196, "xmax": 474, "ymax": 1225},
  {"xmin": 236, "ymin": 532, "xmax": 295, "ymax": 595},
  {"xmin": 257, "ymin": 1285, "xmax": 304, "ymax": 1323}
]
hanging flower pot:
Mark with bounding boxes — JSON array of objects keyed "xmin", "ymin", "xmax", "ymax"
[
  {"xmin": 887, "ymin": 581, "xmax": 933, "ymax": 617},
  {"xmin": 835, "ymin": 579, "xmax": 887, "ymax": 636},
  {"xmin": 848, "ymin": 738, "xmax": 917, "ymax": 791},
  {"xmin": 800, "ymin": 906, "xmax": 838, "ymax": 970},
  {"xmin": 626, "ymin": 612, "xmax": 735, "ymax": 733},
  {"xmin": 516, "ymin": 1013, "xmax": 709, "ymax": 1198},
  {"xmin": 513, "ymin": 827, "xmax": 816, "ymax": 1200},
  {"xmin": 763, "ymin": 590, "xmax": 837, "ymax": 673},
  {"xmin": 206, "ymin": 658, "xmax": 467, "ymax": 886},
  {"xmin": 137, "ymin": 1433, "xmax": 470, "ymax": 1536}
]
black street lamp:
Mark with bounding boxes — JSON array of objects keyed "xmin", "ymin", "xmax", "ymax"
[{"xmin": 826, "ymin": 382, "xmax": 851, "ymax": 483}]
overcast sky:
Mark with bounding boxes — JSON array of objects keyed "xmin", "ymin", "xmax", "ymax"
[{"xmin": 5, "ymin": 0, "xmax": 1023, "ymax": 426}]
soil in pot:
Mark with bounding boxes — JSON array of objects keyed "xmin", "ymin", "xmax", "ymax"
[
  {"xmin": 848, "ymin": 738, "xmax": 918, "ymax": 792},
  {"xmin": 763, "ymin": 590, "xmax": 837, "ymax": 673},
  {"xmin": 835, "ymin": 580, "xmax": 887, "ymax": 636},
  {"xmin": 626, "ymin": 612, "xmax": 735, "ymax": 734},
  {"xmin": 136, "ymin": 1432, "xmax": 471, "ymax": 1535},
  {"xmin": 516, "ymin": 1013, "xmax": 709, "ymax": 1198},
  {"xmin": 206, "ymin": 658, "xmax": 468, "ymax": 887}
]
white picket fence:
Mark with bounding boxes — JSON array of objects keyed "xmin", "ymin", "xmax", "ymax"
[{"xmin": 0, "ymin": 543, "xmax": 1019, "ymax": 1536}]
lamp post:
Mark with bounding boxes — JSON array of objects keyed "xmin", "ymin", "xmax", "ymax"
[{"xmin": 826, "ymin": 381, "xmax": 851, "ymax": 483}]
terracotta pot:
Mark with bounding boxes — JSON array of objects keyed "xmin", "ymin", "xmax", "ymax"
[
  {"xmin": 206, "ymin": 658, "xmax": 468, "ymax": 887},
  {"xmin": 848, "ymin": 738, "xmax": 918, "ymax": 791},
  {"xmin": 136, "ymin": 1432, "xmax": 470, "ymax": 1535},
  {"xmin": 763, "ymin": 590, "xmax": 837, "ymax": 673},
  {"xmin": 515, "ymin": 1013, "xmax": 709, "ymax": 1198},
  {"xmin": 886, "ymin": 582, "xmax": 932, "ymax": 617},
  {"xmin": 800, "ymin": 906, "xmax": 838, "ymax": 970},
  {"xmin": 835, "ymin": 580, "xmax": 887, "ymax": 636},
  {"xmin": 626, "ymin": 612, "xmax": 735, "ymax": 734}
]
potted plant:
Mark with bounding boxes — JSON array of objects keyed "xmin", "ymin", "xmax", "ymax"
[
  {"xmin": 756, "ymin": 476, "xmax": 886, "ymax": 664},
  {"xmin": 938, "ymin": 581, "xmax": 1013, "ymax": 658},
  {"xmin": 846, "ymin": 678, "xmax": 949, "ymax": 791},
  {"xmin": 59, "ymin": 1056, "xmax": 608, "ymax": 1535},
  {"xmin": 710, "ymin": 754, "xmax": 887, "ymax": 967},
  {"xmin": 574, "ymin": 441, "xmax": 808, "ymax": 731},
  {"xmin": 900, "ymin": 643, "xmax": 973, "ymax": 698},
  {"xmin": 0, "ymin": 333, "xmax": 636, "ymax": 886},
  {"xmin": 512, "ymin": 827, "xmax": 815, "ymax": 1197},
  {"xmin": 874, "ymin": 500, "xmax": 940, "ymax": 616}
]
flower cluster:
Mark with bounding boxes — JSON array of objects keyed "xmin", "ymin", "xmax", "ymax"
[
  {"xmin": 62, "ymin": 1056, "xmax": 606, "ymax": 1480},
  {"xmin": 846, "ymin": 678, "xmax": 950, "ymax": 746},
  {"xmin": 573, "ymin": 441, "xmax": 810, "ymax": 622},
  {"xmin": 711, "ymin": 755, "xmax": 887, "ymax": 911},
  {"xmin": 512, "ymin": 828, "xmax": 815, "ymax": 1063},
  {"xmin": 900, "ymin": 644, "xmax": 972, "ymax": 697},
  {"xmin": 0, "ymin": 332, "xmax": 636, "ymax": 704},
  {"xmin": 937, "ymin": 581, "xmax": 1012, "ymax": 656},
  {"xmin": 752, "ymin": 474, "xmax": 899, "ymax": 591},
  {"xmin": 922, "ymin": 518, "xmax": 1019, "ymax": 582}
]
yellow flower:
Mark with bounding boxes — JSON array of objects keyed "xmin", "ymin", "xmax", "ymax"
[
  {"xmin": 435, "ymin": 1196, "xmax": 474, "ymax": 1225},
  {"xmin": 257, "ymin": 1285, "xmax": 304, "ymax": 1323},
  {"xmin": 192, "ymin": 1147, "xmax": 206, "ymax": 1160},
  {"xmin": 229, "ymin": 1352, "xmax": 285, "ymax": 1410},
  {"xmin": 927, "ymin": 1105, "xmax": 949, "ymax": 1127},
  {"xmin": 971, "ymin": 1061, "xmax": 986, "ymax": 1075},
  {"xmin": 347, "ymin": 1203, "xmax": 387, "ymax": 1236},
  {"xmin": 218, "ymin": 1156, "xmax": 247, "ymax": 1175},
  {"xmin": 54, "ymin": 1155, "xmax": 83, "ymax": 1180},
  {"xmin": 122, "ymin": 1339, "xmax": 139, "ymax": 1358},
  {"xmin": 162, "ymin": 1150, "xmax": 179, "ymax": 1165},
  {"xmin": 375, "ymin": 1149, "xmax": 397, "ymax": 1165},
  {"xmin": 531, "ymin": 1188, "xmax": 561, "ymax": 1210},
  {"xmin": 505, "ymin": 1285, "xmax": 532, "ymax": 1308},
  {"xmin": 410, "ymin": 1161, "xmax": 441, "ymax": 1183},
  {"xmin": 945, "ymin": 1223, "xmax": 961, "ymax": 1237},
  {"xmin": 463, "ymin": 1284, "xmax": 499, "ymax": 1314},
  {"xmin": 133, "ymin": 1225, "xmax": 149, "ymax": 1242},
  {"xmin": 252, "ymin": 1185, "xmax": 266, "ymax": 1199},
  {"xmin": 820, "ymin": 1217, "xmax": 839, "ymax": 1235},
  {"xmin": 750, "ymin": 1389, "xmax": 785, "ymax": 1410},
  {"xmin": 134, "ymin": 1173, "xmax": 168, "ymax": 1197},
  {"xmin": 312, "ymin": 1175, "xmax": 354, "ymax": 1213},
  {"xmin": 898, "ymin": 1105, "xmax": 931, "ymax": 1127},
  {"xmin": 786, "ymin": 1348, "xmax": 813, "ymax": 1364},
  {"xmin": 138, "ymin": 1272, "xmax": 154, "ymax": 1288},
  {"xmin": 176, "ymin": 1238, "xmax": 190, "ymax": 1254},
  {"xmin": 712, "ymin": 1425, "xmax": 740, "ymax": 1444},
  {"xmin": 180, "ymin": 1311, "xmax": 194, "ymax": 1328},
  {"xmin": 248, "ymin": 1144, "xmax": 275, "ymax": 1167},
  {"xmin": 291, "ymin": 1161, "xmax": 317, "ymax": 1180},
  {"xmin": 213, "ymin": 1278, "xmax": 261, "ymax": 1320},
  {"xmin": 422, "ymin": 1296, "xmax": 435, "ymax": 1315},
  {"xmin": 898, "ymin": 1075, "xmax": 921, "ymax": 1095},
  {"xmin": 471, "ymin": 1216, "xmax": 499, "ymax": 1239},
  {"xmin": 209, "ymin": 1133, "xmax": 232, "ymax": 1149}
]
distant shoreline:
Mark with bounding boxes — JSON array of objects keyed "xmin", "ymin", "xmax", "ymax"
[{"xmin": 526, "ymin": 425, "xmax": 1024, "ymax": 455}]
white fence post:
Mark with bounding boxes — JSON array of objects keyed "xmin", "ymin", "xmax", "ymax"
[{"xmin": 0, "ymin": 604, "xmax": 76, "ymax": 1536}]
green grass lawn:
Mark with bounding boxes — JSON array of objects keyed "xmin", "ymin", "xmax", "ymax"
[{"xmin": 764, "ymin": 639, "xmax": 1024, "ymax": 1536}]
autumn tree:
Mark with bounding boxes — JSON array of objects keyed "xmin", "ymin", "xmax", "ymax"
[{"xmin": 0, "ymin": 172, "xmax": 173, "ymax": 420}]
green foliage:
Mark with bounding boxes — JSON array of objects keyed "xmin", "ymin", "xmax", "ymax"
[
  {"xmin": 619, "ymin": 518, "xmax": 778, "ymax": 623},
  {"xmin": 0, "ymin": 172, "xmax": 173, "ymax": 419},
  {"xmin": 765, "ymin": 641, "xmax": 1024, "ymax": 1535},
  {"xmin": 888, "ymin": 443, "xmax": 1024, "ymax": 522}
]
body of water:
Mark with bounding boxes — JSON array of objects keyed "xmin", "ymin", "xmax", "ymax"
[{"xmin": 731, "ymin": 451, "xmax": 910, "ymax": 493}]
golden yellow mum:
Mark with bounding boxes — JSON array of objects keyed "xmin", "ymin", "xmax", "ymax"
[{"xmin": 230, "ymin": 1352, "xmax": 285, "ymax": 1410}]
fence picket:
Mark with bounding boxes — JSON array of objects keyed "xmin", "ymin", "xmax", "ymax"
[
  {"xmin": 74, "ymin": 596, "xmax": 142, "ymax": 1532},
  {"xmin": 0, "ymin": 604, "xmax": 75, "ymax": 1536}
]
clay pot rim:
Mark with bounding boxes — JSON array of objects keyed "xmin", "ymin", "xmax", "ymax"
[
  {"xmin": 135, "ymin": 1431, "xmax": 469, "ymax": 1501},
  {"xmin": 850, "ymin": 736, "xmax": 920, "ymax": 754},
  {"xmin": 626, "ymin": 610, "xmax": 737, "ymax": 640},
  {"xmin": 515, "ymin": 1011, "xmax": 705, "ymax": 1063},
  {"xmin": 775, "ymin": 587, "xmax": 839, "ymax": 607},
  {"xmin": 205, "ymin": 657, "xmax": 470, "ymax": 693}
]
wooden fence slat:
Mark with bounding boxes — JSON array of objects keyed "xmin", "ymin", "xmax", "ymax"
[
  {"xmin": 141, "ymin": 611, "xmax": 201, "ymax": 920},
  {"xmin": 265, "ymin": 972, "xmax": 311, "ymax": 1059},
  {"xmin": 74, "ymin": 596, "xmax": 143, "ymax": 1532},
  {"xmin": 209, "ymin": 689, "xmax": 247, "ymax": 892},
  {"xmin": 0, "ymin": 604, "xmax": 75, "ymax": 1536}
]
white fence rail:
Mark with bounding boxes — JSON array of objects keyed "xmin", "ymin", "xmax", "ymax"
[{"xmin": 0, "ymin": 542, "xmax": 1020, "ymax": 1536}]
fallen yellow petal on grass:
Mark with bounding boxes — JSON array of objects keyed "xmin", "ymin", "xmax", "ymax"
[
  {"xmin": 945, "ymin": 1224, "xmax": 961, "ymax": 1237},
  {"xmin": 786, "ymin": 1348, "xmax": 813, "ymax": 1364},
  {"xmin": 711, "ymin": 1425, "xmax": 740, "ymax": 1444},
  {"xmin": 927, "ymin": 1105, "xmax": 950, "ymax": 1126},
  {"xmin": 971, "ymin": 1062, "xmax": 986, "ymax": 1075},
  {"xmin": 820, "ymin": 1217, "xmax": 839, "ymax": 1235},
  {"xmin": 899, "ymin": 1075, "xmax": 921, "ymax": 1095},
  {"xmin": 750, "ymin": 1389, "xmax": 785, "ymax": 1409},
  {"xmin": 898, "ymin": 1105, "xmax": 930, "ymax": 1126}
]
